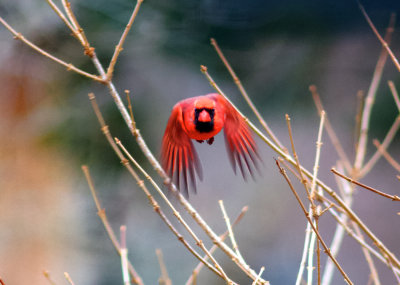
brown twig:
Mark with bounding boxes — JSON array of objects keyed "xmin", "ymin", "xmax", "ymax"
[
  {"xmin": 359, "ymin": 5, "xmax": 399, "ymax": 72},
  {"xmin": 0, "ymin": 17, "xmax": 102, "ymax": 81},
  {"xmin": 120, "ymin": 226, "xmax": 130, "ymax": 285},
  {"xmin": 156, "ymin": 249, "xmax": 172, "ymax": 285},
  {"xmin": 354, "ymin": 90, "xmax": 365, "ymax": 151},
  {"xmin": 219, "ymin": 200, "xmax": 245, "ymax": 264},
  {"xmin": 351, "ymin": 223, "xmax": 381, "ymax": 285},
  {"xmin": 106, "ymin": 0, "xmax": 144, "ymax": 80},
  {"xmin": 185, "ymin": 206, "xmax": 249, "ymax": 285},
  {"xmin": 359, "ymin": 114, "xmax": 400, "ymax": 177},
  {"xmin": 276, "ymin": 160, "xmax": 353, "ymax": 285},
  {"xmin": 81, "ymin": 165, "xmax": 144, "ymax": 285},
  {"xmin": 64, "ymin": 272, "xmax": 75, "ymax": 285},
  {"xmin": 331, "ymin": 168, "xmax": 400, "ymax": 201},
  {"xmin": 373, "ymin": 139, "xmax": 400, "ymax": 172},
  {"xmin": 43, "ymin": 271, "xmax": 56, "ymax": 285},
  {"xmin": 252, "ymin": 267, "xmax": 266, "ymax": 285},
  {"xmin": 210, "ymin": 38, "xmax": 286, "ymax": 152},
  {"xmin": 354, "ymin": 10, "xmax": 396, "ymax": 172},
  {"xmin": 309, "ymin": 85, "xmax": 352, "ymax": 173},
  {"xmin": 388, "ymin": 81, "xmax": 400, "ymax": 112},
  {"xmin": 322, "ymin": 199, "xmax": 400, "ymax": 277}
]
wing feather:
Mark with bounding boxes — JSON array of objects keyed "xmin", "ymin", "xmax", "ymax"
[
  {"xmin": 212, "ymin": 94, "xmax": 260, "ymax": 179},
  {"xmin": 161, "ymin": 103, "xmax": 202, "ymax": 195}
]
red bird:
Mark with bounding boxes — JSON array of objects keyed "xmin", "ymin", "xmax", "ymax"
[{"xmin": 161, "ymin": 93, "xmax": 260, "ymax": 195}]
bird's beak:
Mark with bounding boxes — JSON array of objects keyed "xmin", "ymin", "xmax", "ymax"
[{"xmin": 198, "ymin": 110, "xmax": 211, "ymax": 122}]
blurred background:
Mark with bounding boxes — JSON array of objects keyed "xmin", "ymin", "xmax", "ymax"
[{"xmin": 0, "ymin": 0, "xmax": 400, "ymax": 284}]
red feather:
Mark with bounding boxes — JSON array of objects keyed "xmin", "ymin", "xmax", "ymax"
[{"xmin": 161, "ymin": 93, "xmax": 259, "ymax": 195}]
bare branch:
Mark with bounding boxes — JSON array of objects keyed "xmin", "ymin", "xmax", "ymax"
[
  {"xmin": 310, "ymin": 85, "xmax": 352, "ymax": 173},
  {"xmin": 388, "ymin": 80, "xmax": 400, "ymax": 112},
  {"xmin": 373, "ymin": 139, "xmax": 400, "ymax": 172},
  {"xmin": 210, "ymin": 38, "xmax": 287, "ymax": 152},
  {"xmin": 0, "ymin": 17, "xmax": 102, "ymax": 81},
  {"xmin": 332, "ymin": 168, "xmax": 400, "ymax": 201},
  {"xmin": 81, "ymin": 165, "xmax": 144, "ymax": 285},
  {"xmin": 106, "ymin": 0, "xmax": 144, "ymax": 80},
  {"xmin": 354, "ymin": 10, "xmax": 396, "ymax": 171},
  {"xmin": 276, "ymin": 160, "xmax": 353, "ymax": 285},
  {"xmin": 156, "ymin": 249, "xmax": 172, "ymax": 285}
]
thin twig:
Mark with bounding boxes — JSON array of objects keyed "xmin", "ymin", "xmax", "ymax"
[
  {"xmin": 156, "ymin": 249, "xmax": 172, "ymax": 285},
  {"xmin": 81, "ymin": 165, "xmax": 144, "ymax": 285},
  {"xmin": 351, "ymin": 223, "xmax": 381, "ymax": 285},
  {"xmin": 0, "ymin": 17, "xmax": 102, "ymax": 81},
  {"xmin": 322, "ymin": 163, "xmax": 354, "ymax": 285},
  {"xmin": 373, "ymin": 139, "xmax": 400, "ymax": 172},
  {"xmin": 311, "ymin": 110, "xmax": 326, "ymax": 198},
  {"xmin": 276, "ymin": 160, "xmax": 353, "ymax": 285},
  {"xmin": 45, "ymin": 0, "xmax": 81, "ymax": 42},
  {"xmin": 106, "ymin": 0, "xmax": 144, "ymax": 80},
  {"xmin": 332, "ymin": 168, "xmax": 400, "ymax": 201},
  {"xmin": 252, "ymin": 267, "xmax": 266, "ymax": 285},
  {"xmin": 120, "ymin": 226, "xmax": 131, "ymax": 285},
  {"xmin": 61, "ymin": 0, "xmax": 92, "ymax": 54},
  {"xmin": 219, "ymin": 200, "xmax": 245, "ymax": 264},
  {"xmin": 354, "ymin": 90, "xmax": 365, "ymax": 151},
  {"xmin": 210, "ymin": 38, "xmax": 286, "ymax": 152},
  {"xmin": 322, "ymin": 199, "xmax": 400, "ymax": 276},
  {"xmin": 359, "ymin": 4, "xmax": 400, "ymax": 72},
  {"xmin": 125, "ymin": 90, "xmax": 137, "ymax": 131},
  {"xmin": 388, "ymin": 81, "xmax": 400, "ymax": 112},
  {"xmin": 43, "ymin": 271, "xmax": 56, "ymax": 285},
  {"xmin": 185, "ymin": 206, "xmax": 249, "ymax": 285},
  {"xmin": 354, "ymin": 10, "xmax": 396, "ymax": 172},
  {"xmin": 359, "ymin": 114, "xmax": 400, "ymax": 177},
  {"xmin": 310, "ymin": 85, "xmax": 352, "ymax": 173},
  {"xmin": 286, "ymin": 114, "xmax": 316, "ymax": 285},
  {"xmin": 64, "ymin": 272, "xmax": 75, "ymax": 285}
]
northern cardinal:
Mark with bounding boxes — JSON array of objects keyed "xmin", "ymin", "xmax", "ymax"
[{"xmin": 161, "ymin": 93, "xmax": 260, "ymax": 195}]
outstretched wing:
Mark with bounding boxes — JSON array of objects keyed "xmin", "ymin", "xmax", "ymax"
[
  {"xmin": 212, "ymin": 94, "xmax": 260, "ymax": 180},
  {"xmin": 161, "ymin": 103, "xmax": 203, "ymax": 196}
]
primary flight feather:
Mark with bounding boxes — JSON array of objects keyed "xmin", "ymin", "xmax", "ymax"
[{"xmin": 161, "ymin": 93, "xmax": 260, "ymax": 196}]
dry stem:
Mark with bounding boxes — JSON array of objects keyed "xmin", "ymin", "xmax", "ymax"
[
  {"xmin": 388, "ymin": 81, "xmax": 400, "ymax": 111},
  {"xmin": 359, "ymin": 114, "xmax": 400, "ymax": 177},
  {"xmin": 354, "ymin": 11, "xmax": 395, "ymax": 171},
  {"xmin": 0, "ymin": 17, "xmax": 101, "ymax": 81},
  {"xmin": 373, "ymin": 139, "xmax": 400, "ymax": 172},
  {"xmin": 156, "ymin": 249, "xmax": 172, "ymax": 285},
  {"xmin": 81, "ymin": 165, "xmax": 144, "ymax": 285},
  {"xmin": 276, "ymin": 160, "xmax": 353, "ymax": 285},
  {"xmin": 185, "ymin": 206, "xmax": 249, "ymax": 285},
  {"xmin": 120, "ymin": 226, "xmax": 131, "ymax": 285},
  {"xmin": 64, "ymin": 272, "xmax": 75, "ymax": 285},
  {"xmin": 106, "ymin": 0, "xmax": 144, "ymax": 80},
  {"xmin": 210, "ymin": 38, "xmax": 286, "ymax": 152},
  {"xmin": 310, "ymin": 85, "xmax": 352, "ymax": 173},
  {"xmin": 332, "ymin": 168, "xmax": 400, "ymax": 201},
  {"xmin": 219, "ymin": 200, "xmax": 245, "ymax": 264},
  {"xmin": 43, "ymin": 271, "xmax": 56, "ymax": 285}
]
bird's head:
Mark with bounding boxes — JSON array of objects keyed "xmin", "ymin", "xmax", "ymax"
[{"xmin": 194, "ymin": 98, "xmax": 215, "ymax": 132}]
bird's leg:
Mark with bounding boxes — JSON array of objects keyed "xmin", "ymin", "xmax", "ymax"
[
  {"xmin": 196, "ymin": 140, "xmax": 204, "ymax": 144},
  {"xmin": 207, "ymin": 137, "xmax": 214, "ymax": 145}
]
